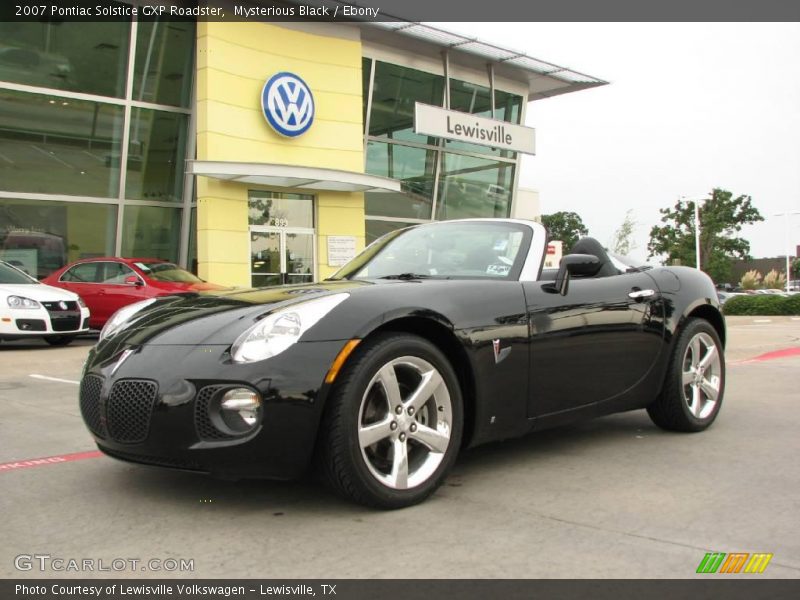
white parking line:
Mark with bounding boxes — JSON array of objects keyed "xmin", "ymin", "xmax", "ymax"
[
  {"xmin": 753, "ymin": 319, "xmax": 772, "ymax": 323},
  {"xmin": 29, "ymin": 374, "xmax": 79, "ymax": 385}
]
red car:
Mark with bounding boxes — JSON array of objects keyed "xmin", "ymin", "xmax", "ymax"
[{"xmin": 43, "ymin": 258, "xmax": 227, "ymax": 329}]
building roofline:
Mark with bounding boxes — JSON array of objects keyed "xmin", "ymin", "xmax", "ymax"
[{"xmin": 362, "ymin": 21, "xmax": 608, "ymax": 101}]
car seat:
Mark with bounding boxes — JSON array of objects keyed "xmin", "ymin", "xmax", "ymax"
[{"xmin": 568, "ymin": 237, "xmax": 620, "ymax": 278}]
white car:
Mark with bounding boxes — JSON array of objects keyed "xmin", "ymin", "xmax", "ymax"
[{"xmin": 0, "ymin": 260, "xmax": 90, "ymax": 346}]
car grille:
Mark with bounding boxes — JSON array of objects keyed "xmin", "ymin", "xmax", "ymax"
[
  {"xmin": 106, "ymin": 380, "xmax": 158, "ymax": 443},
  {"xmin": 42, "ymin": 301, "xmax": 78, "ymax": 311},
  {"xmin": 79, "ymin": 376, "xmax": 158, "ymax": 444},
  {"xmin": 42, "ymin": 301, "xmax": 82, "ymax": 332},
  {"xmin": 194, "ymin": 385, "xmax": 239, "ymax": 441},
  {"xmin": 51, "ymin": 316, "xmax": 81, "ymax": 332},
  {"xmin": 79, "ymin": 375, "xmax": 105, "ymax": 438}
]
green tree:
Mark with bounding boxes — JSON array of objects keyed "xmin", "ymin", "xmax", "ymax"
[
  {"xmin": 647, "ymin": 188, "xmax": 763, "ymax": 283},
  {"xmin": 541, "ymin": 211, "xmax": 589, "ymax": 251},
  {"xmin": 609, "ymin": 209, "xmax": 637, "ymax": 256}
]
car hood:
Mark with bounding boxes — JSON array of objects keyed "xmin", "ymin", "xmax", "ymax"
[
  {"xmin": 0, "ymin": 283, "xmax": 79, "ymax": 302},
  {"xmin": 99, "ymin": 280, "xmax": 372, "ymax": 350},
  {"xmin": 150, "ymin": 280, "xmax": 229, "ymax": 292}
]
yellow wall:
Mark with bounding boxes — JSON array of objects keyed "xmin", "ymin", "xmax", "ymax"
[{"xmin": 195, "ymin": 22, "xmax": 365, "ymax": 286}]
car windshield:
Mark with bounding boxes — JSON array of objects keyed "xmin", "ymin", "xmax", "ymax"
[
  {"xmin": 135, "ymin": 262, "xmax": 202, "ymax": 283},
  {"xmin": 0, "ymin": 261, "xmax": 38, "ymax": 284},
  {"xmin": 330, "ymin": 221, "xmax": 532, "ymax": 281}
]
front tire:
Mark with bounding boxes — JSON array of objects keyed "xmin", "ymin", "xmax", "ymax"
[
  {"xmin": 44, "ymin": 335, "xmax": 76, "ymax": 347},
  {"xmin": 647, "ymin": 318, "xmax": 725, "ymax": 432},
  {"xmin": 319, "ymin": 333, "xmax": 463, "ymax": 509}
]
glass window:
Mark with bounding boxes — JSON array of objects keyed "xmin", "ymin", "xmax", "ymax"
[
  {"xmin": 121, "ymin": 205, "xmax": 181, "ymax": 262},
  {"xmin": 366, "ymin": 219, "xmax": 417, "ymax": 246},
  {"xmin": 0, "ymin": 22, "xmax": 129, "ymax": 98},
  {"xmin": 450, "ymin": 79, "xmax": 493, "ymax": 117},
  {"xmin": 0, "ymin": 198, "xmax": 117, "ymax": 279},
  {"xmin": 495, "ymin": 90, "xmax": 522, "ymax": 124},
  {"xmin": 0, "ymin": 89, "xmax": 124, "ymax": 197},
  {"xmin": 61, "ymin": 262, "xmax": 102, "ymax": 283},
  {"xmin": 369, "ymin": 61, "xmax": 444, "ymax": 145},
  {"xmin": 99, "ymin": 261, "xmax": 137, "ymax": 284},
  {"xmin": 188, "ymin": 206, "xmax": 197, "ymax": 274},
  {"xmin": 133, "ymin": 20, "xmax": 194, "ymax": 108},
  {"xmin": 0, "ymin": 261, "xmax": 38, "ymax": 284},
  {"xmin": 435, "ymin": 153, "xmax": 514, "ymax": 221},
  {"xmin": 365, "ymin": 141, "xmax": 435, "ymax": 220},
  {"xmin": 125, "ymin": 108, "xmax": 188, "ymax": 202},
  {"xmin": 362, "ymin": 57, "xmax": 371, "ymax": 133},
  {"xmin": 248, "ymin": 191, "xmax": 313, "ymax": 228}
]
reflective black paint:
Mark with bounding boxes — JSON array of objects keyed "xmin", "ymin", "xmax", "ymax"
[{"xmin": 81, "ymin": 264, "xmax": 723, "ymax": 480}]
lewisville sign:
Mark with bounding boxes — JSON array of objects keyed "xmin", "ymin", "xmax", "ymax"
[{"xmin": 414, "ymin": 103, "xmax": 536, "ymax": 155}]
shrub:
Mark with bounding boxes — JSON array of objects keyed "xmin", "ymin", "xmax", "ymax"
[
  {"xmin": 723, "ymin": 294, "xmax": 800, "ymax": 316},
  {"xmin": 762, "ymin": 269, "xmax": 786, "ymax": 290},
  {"xmin": 738, "ymin": 269, "xmax": 762, "ymax": 290}
]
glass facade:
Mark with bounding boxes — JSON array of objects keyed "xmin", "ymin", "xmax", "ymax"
[
  {"xmin": 1, "ymin": 25, "xmax": 525, "ymax": 283},
  {"xmin": 0, "ymin": 20, "xmax": 194, "ymax": 279},
  {"xmin": 362, "ymin": 57, "xmax": 523, "ymax": 240},
  {"xmin": 0, "ymin": 198, "xmax": 116, "ymax": 279}
]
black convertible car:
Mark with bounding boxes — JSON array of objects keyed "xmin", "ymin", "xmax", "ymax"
[{"xmin": 80, "ymin": 219, "xmax": 725, "ymax": 508}]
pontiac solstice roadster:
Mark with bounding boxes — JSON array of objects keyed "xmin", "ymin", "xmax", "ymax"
[{"xmin": 79, "ymin": 219, "xmax": 725, "ymax": 508}]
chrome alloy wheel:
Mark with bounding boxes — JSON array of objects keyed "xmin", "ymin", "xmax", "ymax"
[
  {"xmin": 357, "ymin": 356, "xmax": 453, "ymax": 490},
  {"xmin": 681, "ymin": 332, "xmax": 722, "ymax": 419}
]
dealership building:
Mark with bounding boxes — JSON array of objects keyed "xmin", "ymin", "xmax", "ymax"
[{"xmin": 0, "ymin": 16, "xmax": 605, "ymax": 286}]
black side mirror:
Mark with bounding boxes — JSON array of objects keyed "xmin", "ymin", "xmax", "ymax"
[{"xmin": 544, "ymin": 254, "xmax": 600, "ymax": 296}]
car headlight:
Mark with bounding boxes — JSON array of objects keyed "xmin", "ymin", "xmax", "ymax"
[
  {"xmin": 99, "ymin": 298, "xmax": 157, "ymax": 342},
  {"xmin": 77, "ymin": 297, "xmax": 87, "ymax": 309},
  {"xmin": 231, "ymin": 293, "xmax": 349, "ymax": 363},
  {"xmin": 7, "ymin": 295, "xmax": 41, "ymax": 309}
]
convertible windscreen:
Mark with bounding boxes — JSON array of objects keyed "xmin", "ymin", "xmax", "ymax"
[{"xmin": 332, "ymin": 221, "xmax": 532, "ymax": 281}]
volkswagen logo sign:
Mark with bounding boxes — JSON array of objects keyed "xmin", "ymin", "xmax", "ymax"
[
  {"xmin": 261, "ymin": 72, "xmax": 315, "ymax": 138},
  {"xmin": 59, "ymin": 301, "xmax": 68, "ymax": 310}
]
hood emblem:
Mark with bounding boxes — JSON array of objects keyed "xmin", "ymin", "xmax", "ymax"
[
  {"xmin": 493, "ymin": 339, "xmax": 511, "ymax": 364},
  {"xmin": 59, "ymin": 301, "xmax": 68, "ymax": 310}
]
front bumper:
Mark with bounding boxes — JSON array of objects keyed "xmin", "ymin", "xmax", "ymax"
[
  {"xmin": 0, "ymin": 305, "xmax": 90, "ymax": 338},
  {"xmin": 81, "ymin": 340, "xmax": 347, "ymax": 480}
]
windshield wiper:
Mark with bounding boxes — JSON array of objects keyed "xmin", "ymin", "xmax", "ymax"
[{"xmin": 378, "ymin": 273, "xmax": 432, "ymax": 280}]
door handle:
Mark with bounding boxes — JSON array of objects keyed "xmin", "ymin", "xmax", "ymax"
[{"xmin": 628, "ymin": 289, "xmax": 655, "ymax": 299}]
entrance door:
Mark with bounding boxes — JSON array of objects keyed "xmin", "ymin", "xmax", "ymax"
[
  {"xmin": 250, "ymin": 228, "xmax": 315, "ymax": 286},
  {"xmin": 248, "ymin": 191, "xmax": 315, "ymax": 287}
]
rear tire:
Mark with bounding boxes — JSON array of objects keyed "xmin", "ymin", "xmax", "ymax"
[
  {"xmin": 318, "ymin": 332, "xmax": 463, "ymax": 509},
  {"xmin": 647, "ymin": 318, "xmax": 725, "ymax": 432},
  {"xmin": 44, "ymin": 335, "xmax": 76, "ymax": 347}
]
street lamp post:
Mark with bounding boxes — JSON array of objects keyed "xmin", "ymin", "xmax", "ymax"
[
  {"xmin": 694, "ymin": 199, "xmax": 701, "ymax": 270},
  {"xmin": 682, "ymin": 195, "xmax": 711, "ymax": 271},
  {"xmin": 773, "ymin": 211, "xmax": 800, "ymax": 292}
]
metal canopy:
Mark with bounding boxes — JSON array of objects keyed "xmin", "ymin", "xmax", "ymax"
[
  {"xmin": 365, "ymin": 22, "xmax": 608, "ymax": 100},
  {"xmin": 188, "ymin": 161, "xmax": 402, "ymax": 193}
]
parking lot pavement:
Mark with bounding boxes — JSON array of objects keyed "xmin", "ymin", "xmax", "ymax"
[{"xmin": 1, "ymin": 320, "xmax": 799, "ymax": 579}]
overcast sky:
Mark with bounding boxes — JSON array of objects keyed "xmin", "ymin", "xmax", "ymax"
[{"xmin": 439, "ymin": 22, "xmax": 800, "ymax": 262}]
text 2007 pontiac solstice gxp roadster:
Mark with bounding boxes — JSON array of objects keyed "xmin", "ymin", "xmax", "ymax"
[{"xmin": 80, "ymin": 219, "xmax": 725, "ymax": 508}]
